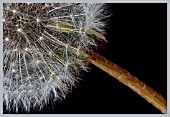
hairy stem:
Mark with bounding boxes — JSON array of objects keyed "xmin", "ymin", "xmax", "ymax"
[{"xmin": 87, "ymin": 51, "xmax": 167, "ymax": 114}]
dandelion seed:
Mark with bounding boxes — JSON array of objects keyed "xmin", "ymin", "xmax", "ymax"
[
  {"xmin": 36, "ymin": 18, "xmax": 40, "ymax": 23},
  {"xmin": 12, "ymin": 69, "xmax": 16, "ymax": 73},
  {"xmin": 17, "ymin": 28, "xmax": 22, "ymax": 32},
  {"xmin": 5, "ymin": 37, "xmax": 9, "ymax": 41},
  {"xmin": 39, "ymin": 77, "xmax": 43, "ymax": 80},
  {"xmin": 2, "ymin": 18, "xmax": 5, "ymax": 22},
  {"xmin": 24, "ymin": 48, "xmax": 29, "ymax": 51},
  {"xmin": 39, "ymin": 36, "xmax": 43, "ymax": 40},
  {"xmin": 13, "ymin": 48, "xmax": 18, "ymax": 52},
  {"xmin": 36, "ymin": 60, "xmax": 40, "ymax": 64},
  {"xmin": 12, "ymin": 9, "xmax": 16, "ymax": 13},
  {"xmin": 49, "ymin": 52, "xmax": 52, "ymax": 56}
]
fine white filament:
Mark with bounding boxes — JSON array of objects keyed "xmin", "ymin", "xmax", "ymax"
[{"xmin": 3, "ymin": 3, "xmax": 108, "ymax": 112}]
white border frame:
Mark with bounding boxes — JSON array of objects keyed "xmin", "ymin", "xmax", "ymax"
[{"xmin": 0, "ymin": 0, "xmax": 169, "ymax": 117}]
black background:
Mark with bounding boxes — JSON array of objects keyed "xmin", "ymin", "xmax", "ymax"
[{"xmin": 4, "ymin": 3, "xmax": 167, "ymax": 114}]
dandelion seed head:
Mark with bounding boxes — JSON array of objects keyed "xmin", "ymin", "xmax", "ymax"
[{"xmin": 3, "ymin": 3, "xmax": 109, "ymax": 112}]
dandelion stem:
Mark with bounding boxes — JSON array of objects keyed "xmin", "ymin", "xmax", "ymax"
[
  {"xmin": 86, "ymin": 51, "xmax": 167, "ymax": 114},
  {"xmin": 60, "ymin": 43, "xmax": 167, "ymax": 113}
]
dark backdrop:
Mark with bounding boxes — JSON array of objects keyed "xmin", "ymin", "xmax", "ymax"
[{"xmin": 4, "ymin": 3, "xmax": 167, "ymax": 114}]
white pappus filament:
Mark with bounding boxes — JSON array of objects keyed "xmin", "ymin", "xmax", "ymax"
[{"xmin": 3, "ymin": 3, "xmax": 108, "ymax": 112}]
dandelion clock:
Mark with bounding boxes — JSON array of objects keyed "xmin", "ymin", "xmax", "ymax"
[{"xmin": 3, "ymin": 3, "xmax": 167, "ymax": 114}]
